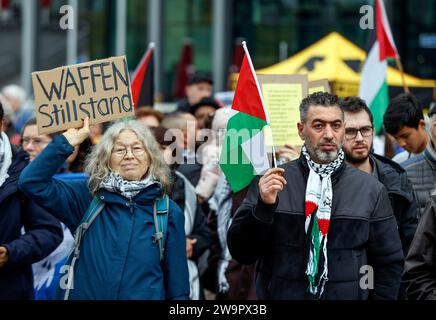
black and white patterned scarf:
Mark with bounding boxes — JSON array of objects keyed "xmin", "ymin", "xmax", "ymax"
[
  {"xmin": 301, "ymin": 144, "xmax": 344, "ymax": 298},
  {"xmin": 100, "ymin": 171, "xmax": 156, "ymax": 199}
]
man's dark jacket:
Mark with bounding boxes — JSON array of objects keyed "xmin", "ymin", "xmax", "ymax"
[
  {"xmin": 370, "ymin": 153, "xmax": 418, "ymax": 256},
  {"xmin": 227, "ymin": 155, "xmax": 404, "ymax": 300},
  {"xmin": 403, "ymin": 195, "xmax": 436, "ymax": 300},
  {"xmin": 0, "ymin": 147, "xmax": 63, "ymax": 300}
]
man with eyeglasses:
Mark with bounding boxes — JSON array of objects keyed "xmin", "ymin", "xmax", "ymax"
[
  {"xmin": 341, "ymin": 96, "xmax": 418, "ymax": 258},
  {"xmin": 228, "ymin": 92, "xmax": 404, "ymax": 300}
]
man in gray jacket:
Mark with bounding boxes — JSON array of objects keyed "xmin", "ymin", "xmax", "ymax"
[
  {"xmin": 227, "ymin": 92, "xmax": 404, "ymax": 300},
  {"xmin": 383, "ymin": 94, "xmax": 436, "ymax": 218}
]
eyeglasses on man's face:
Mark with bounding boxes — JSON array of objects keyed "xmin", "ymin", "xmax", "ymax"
[
  {"xmin": 112, "ymin": 145, "xmax": 146, "ymax": 158},
  {"xmin": 344, "ymin": 126, "xmax": 374, "ymax": 139}
]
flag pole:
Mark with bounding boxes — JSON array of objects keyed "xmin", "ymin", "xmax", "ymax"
[
  {"xmin": 395, "ymin": 56, "xmax": 409, "ymax": 93},
  {"xmin": 241, "ymin": 41, "xmax": 278, "ymax": 168}
]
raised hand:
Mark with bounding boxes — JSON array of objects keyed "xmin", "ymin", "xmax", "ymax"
[
  {"xmin": 62, "ymin": 117, "xmax": 91, "ymax": 147},
  {"xmin": 259, "ymin": 168, "xmax": 286, "ymax": 204}
]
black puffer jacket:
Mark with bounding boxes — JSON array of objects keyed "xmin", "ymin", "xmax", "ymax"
[
  {"xmin": 227, "ymin": 155, "xmax": 404, "ymax": 300},
  {"xmin": 370, "ymin": 154, "xmax": 418, "ymax": 256},
  {"xmin": 403, "ymin": 195, "xmax": 436, "ymax": 300}
]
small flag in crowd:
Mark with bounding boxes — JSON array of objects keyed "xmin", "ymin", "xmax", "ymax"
[
  {"xmin": 131, "ymin": 43, "xmax": 155, "ymax": 108},
  {"xmin": 220, "ymin": 42, "xmax": 271, "ymax": 192},
  {"xmin": 359, "ymin": 0, "xmax": 399, "ymax": 133},
  {"xmin": 172, "ymin": 40, "xmax": 194, "ymax": 100}
]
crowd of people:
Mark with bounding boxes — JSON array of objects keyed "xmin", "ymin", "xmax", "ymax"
[{"xmin": 1, "ymin": 72, "xmax": 436, "ymax": 300}]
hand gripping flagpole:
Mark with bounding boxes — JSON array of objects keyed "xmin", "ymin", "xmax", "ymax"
[{"xmin": 241, "ymin": 41, "xmax": 278, "ymax": 168}]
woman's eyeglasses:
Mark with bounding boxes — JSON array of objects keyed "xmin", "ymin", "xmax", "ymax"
[{"xmin": 112, "ymin": 146, "xmax": 146, "ymax": 158}]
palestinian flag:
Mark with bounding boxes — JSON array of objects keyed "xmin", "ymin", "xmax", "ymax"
[
  {"xmin": 359, "ymin": 0, "xmax": 398, "ymax": 133},
  {"xmin": 220, "ymin": 42, "xmax": 271, "ymax": 192},
  {"xmin": 131, "ymin": 43, "xmax": 154, "ymax": 108}
]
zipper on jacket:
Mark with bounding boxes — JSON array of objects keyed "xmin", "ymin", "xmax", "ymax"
[{"xmin": 129, "ymin": 199, "xmax": 134, "ymax": 214}]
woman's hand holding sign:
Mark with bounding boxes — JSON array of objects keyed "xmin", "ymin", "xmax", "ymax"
[{"xmin": 63, "ymin": 117, "xmax": 90, "ymax": 147}]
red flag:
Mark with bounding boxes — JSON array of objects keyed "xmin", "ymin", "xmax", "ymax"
[
  {"xmin": 172, "ymin": 41, "xmax": 194, "ymax": 99},
  {"xmin": 376, "ymin": 0, "xmax": 398, "ymax": 60},
  {"xmin": 229, "ymin": 41, "xmax": 244, "ymax": 73},
  {"xmin": 131, "ymin": 44, "xmax": 155, "ymax": 109},
  {"xmin": 41, "ymin": 0, "xmax": 52, "ymax": 8},
  {"xmin": 1, "ymin": 0, "xmax": 10, "ymax": 9}
]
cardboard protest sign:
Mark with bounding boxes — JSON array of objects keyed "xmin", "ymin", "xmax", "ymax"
[
  {"xmin": 258, "ymin": 74, "xmax": 308, "ymax": 147},
  {"xmin": 32, "ymin": 56, "xmax": 134, "ymax": 134},
  {"xmin": 308, "ymin": 79, "xmax": 331, "ymax": 94}
]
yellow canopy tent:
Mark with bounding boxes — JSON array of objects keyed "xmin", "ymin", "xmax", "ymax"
[{"xmin": 230, "ymin": 32, "xmax": 436, "ymax": 102}]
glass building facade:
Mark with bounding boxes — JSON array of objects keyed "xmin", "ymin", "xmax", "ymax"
[{"xmin": 1, "ymin": 0, "xmax": 435, "ymax": 101}]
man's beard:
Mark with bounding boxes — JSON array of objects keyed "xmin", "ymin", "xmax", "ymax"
[
  {"xmin": 344, "ymin": 143, "xmax": 372, "ymax": 165},
  {"xmin": 305, "ymin": 136, "xmax": 341, "ymax": 164}
]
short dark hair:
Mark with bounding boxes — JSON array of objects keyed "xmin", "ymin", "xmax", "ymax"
[
  {"xmin": 0, "ymin": 100, "xmax": 3, "ymax": 123},
  {"xmin": 383, "ymin": 93, "xmax": 422, "ymax": 135},
  {"xmin": 339, "ymin": 96, "xmax": 373, "ymax": 125},
  {"xmin": 189, "ymin": 97, "xmax": 221, "ymax": 115},
  {"xmin": 187, "ymin": 72, "xmax": 213, "ymax": 86},
  {"xmin": 299, "ymin": 92, "xmax": 341, "ymax": 123},
  {"xmin": 135, "ymin": 106, "xmax": 164, "ymax": 123}
]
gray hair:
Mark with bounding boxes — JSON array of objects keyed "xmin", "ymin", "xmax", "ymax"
[
  {"xmin": 299, "ymin": 92, "xmax": 342, "ymax": 123},
  {"xmin": 85, "ymin": 120, "xmax": 171, "ymax": 195},
  {"xmin": 2, "ymin": 84, "xmax": 27, "ymax": 104}
]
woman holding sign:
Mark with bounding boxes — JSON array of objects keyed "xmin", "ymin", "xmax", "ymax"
[{"xmin": 18, "ymin": 118, "xmax": 189, "ymax": 300}]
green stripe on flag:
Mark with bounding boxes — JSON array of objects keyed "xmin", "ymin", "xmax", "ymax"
[
  {"xmin": 226, "ymin": 112, "xmax": 268, "ymax": 142},
  {"xmin": 220, "ymin": 112, "xmax": 267, "ymax": 192},
  {"xmin": 369, "ymin": 81, "xmax": 389, "ymax": 134}
]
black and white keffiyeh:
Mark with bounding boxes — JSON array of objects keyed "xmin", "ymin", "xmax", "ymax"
[
  {"xmin": 100, "ymin": 171, "xmax": 156, "ymax": 199},
  {"xmin": 301, "ymin": 144, "xmax": 344, "ymax": 298}
]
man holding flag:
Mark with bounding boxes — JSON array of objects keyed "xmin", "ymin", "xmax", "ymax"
[{"xmin": 225, "ymin": 68, "xmax": 404, "ymax": 297}]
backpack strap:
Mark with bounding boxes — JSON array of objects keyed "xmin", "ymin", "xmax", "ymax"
[
  {"xmin": 63, "ymin": 194, "xmax": 105, "ymax": 300},
  {"xmin": 152, "ymin": 194, "xmax": 170, "ymax": 262}
]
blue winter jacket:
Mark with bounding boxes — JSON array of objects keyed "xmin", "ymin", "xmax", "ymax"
[
  {"xmin": 19, "ymin": 135, "xmax": 190, "ymax": 300},
  {"xmin": 0, "ymin": 146, "xmax": 63, "ymax": 300}
]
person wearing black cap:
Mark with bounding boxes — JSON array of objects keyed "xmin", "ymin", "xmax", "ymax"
[{"xmin": 176, "ymin": 72, "xmax": 214, "ymax": 113}]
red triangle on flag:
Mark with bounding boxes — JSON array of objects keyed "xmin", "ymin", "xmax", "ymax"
[
  {"xmin": 232, "ymin": 55, "xmax": 266, "ymax": 121},
  {"xmin": 131, "ymin": 46, "xmax": 154, "ymax": 109},
  {"xmin": 376, "ymin": 0, "xmax": 398, "ymax": 61}
]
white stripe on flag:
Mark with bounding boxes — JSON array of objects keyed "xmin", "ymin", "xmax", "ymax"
[
  {"xmin": 359, "ymin": 42, "xmax": 387, "ymax": 105},
  {"xmin": 241, "ymin": 131, "xmax": 270, "ymax": 175}
]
